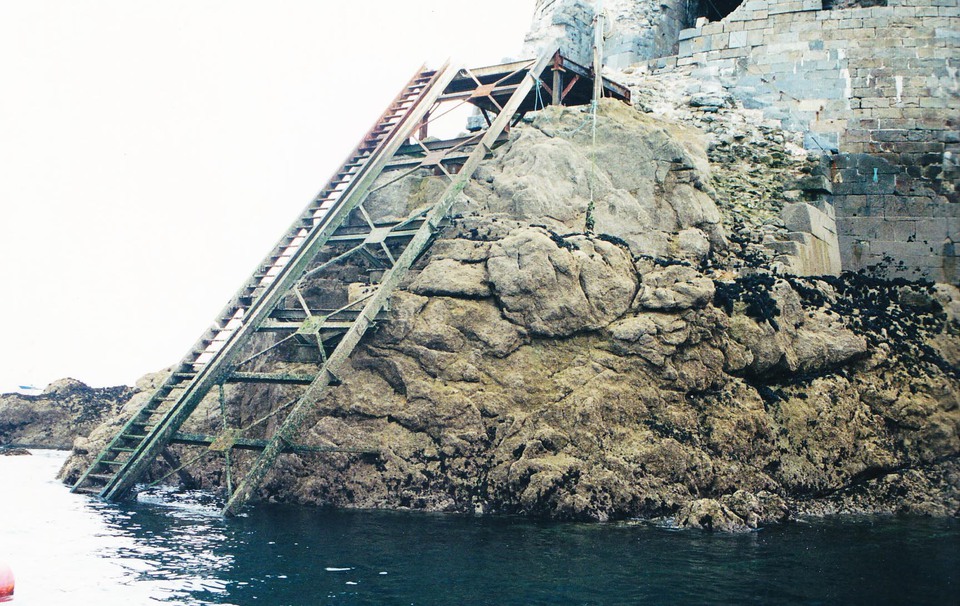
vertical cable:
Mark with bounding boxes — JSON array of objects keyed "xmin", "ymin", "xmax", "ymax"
[{"xmin": 587, "ymin": 0, "xmax": 604, "ymax": 233}]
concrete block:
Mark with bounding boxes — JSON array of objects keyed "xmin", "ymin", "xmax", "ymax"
[
  {"xmin": 919, "ymin": 96, "xmax": 948, "ymax": 109},
  {"xmin": 783, "ymin": 203, "xmax": 818, "ymax": 233},
  {"xmin": 874, "ymin": 239, "xmax": 938, "ymax": 259},
  {"xmin": 935, "ymin": 28, "xmax": 960, "ymax": 41},
  {"xmin": 783, "ymin": 202, "xmax": 838, "ymax": 242},
  {"xmin": 916, "ymin": 218, "xmax": 955, "ymax": 241},
  {"xmin": 793, "ymin": 175, "xmax": 834, "ymax": 195},
  {"xmin": 870, "ymin": 108, "xmax": 906, "ymax": 119},
  {"xmin": 817, "ymin": 198, "xmax": 837, "ymax": 220},
  {"xmin": 702, "ymin": 23, "xmax": 724, "ymax": 36},
  {"xmin": 834, "ymin": 194, "xmax": 871, "ymax": 217},
  {"xmin": 729, "ymin": 30, "xmax": 749, "ymax": 49},
  {"xmin": 851, "ymin": 153, "xmax": 900, "ymax": 174},
  {"xmin": 882, "ymin": 197, "xmax": 942, "ymax": 218},
  {"xmin": 605, "ymin": 52, "xmax": 639, "ymax": 70},
  {"xmin": 787, "ymin": 232, "xmax": 814, "ymax": 245},
  {"xmin": 767, "ymin": 239, "xmax": 802, "ymax": 255},
  {"xmin": 893, "ymin": 218, "xmax": 919, "ymax": 242},
  {"xmin": 805, "ymin": 132, "xmax": 839, "ymax": 153},
  {"xmin": 832, "ymin": 175, "xmax": 897, "ymax": 197}
]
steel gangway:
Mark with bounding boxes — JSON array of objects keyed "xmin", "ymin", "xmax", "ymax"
[{"xmin": 71, "ymin": 48, "xmax": 624, "ymax": 515}]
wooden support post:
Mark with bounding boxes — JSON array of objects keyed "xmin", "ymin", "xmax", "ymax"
[
  {"xmin": 552, "ymin": 56, "xmax": 562, "ymax": 106},
  {"xmin": 418, "ymin": 111, "xmax": 430, "ymax": 141}
]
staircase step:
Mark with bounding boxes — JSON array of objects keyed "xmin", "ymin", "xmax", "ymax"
[{"xmin": 73, "ymin": 59, "xmax": 453, "ymax": 508}]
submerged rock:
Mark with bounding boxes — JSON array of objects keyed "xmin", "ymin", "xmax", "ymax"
[{"xmin": 676, "ymin": 499, "xmax": 749, "ymax": 532}]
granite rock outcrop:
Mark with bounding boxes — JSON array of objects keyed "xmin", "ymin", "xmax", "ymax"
[
  {"xmin": 55, "ymin": 88, "xmax": 960, "ymax": 531},
  {"xmin": 0, "ymin": 379, "xmax": 134, "ymax": 449}
]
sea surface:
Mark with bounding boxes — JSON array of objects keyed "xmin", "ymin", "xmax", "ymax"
[{"xmin": 1, "ymin": 450, "xmax": 957, "ymax": 605}]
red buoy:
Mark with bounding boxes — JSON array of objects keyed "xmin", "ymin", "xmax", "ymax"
[{"xmin": 0, "ymin": 561, "xmax": 13, "ymax": 602}]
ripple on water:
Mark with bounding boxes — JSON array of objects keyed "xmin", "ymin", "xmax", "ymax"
[{"xmin": 1, "ymin": 451, "xmax": 958, "ymax": 605}]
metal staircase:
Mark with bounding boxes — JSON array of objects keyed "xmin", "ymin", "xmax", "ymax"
[
  {"xmin": 72, "ymin": 62, "xmax": 457, "ymax": 502},
  {"xmin": 72, "ymin": 47, "xmax": 625, "ymax": 515}
]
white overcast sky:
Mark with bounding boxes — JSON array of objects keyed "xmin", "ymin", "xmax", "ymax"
[{"xmin": 0, "ymin": 1, "xmax": 536, "ymax": 392}]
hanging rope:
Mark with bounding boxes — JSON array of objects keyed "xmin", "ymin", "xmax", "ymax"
[{"xmin": 585, "ymin": 0, "xmax": 605, "ymax": 233}]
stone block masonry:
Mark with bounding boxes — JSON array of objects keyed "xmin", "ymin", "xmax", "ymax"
[
  {"xmin": 833, "ymin": 153, "xmax": 959, "ymax": 282},
  {"xmin": 673, "ymin": 0, "xmax": 959, "ymax": 283},
  {"xmin": 779, "ymin": 201, "xmax": 844, "ymax": 275},
  {"xmin": 524, "ymin": 0, "xmax": 704, "ymax": 68}
]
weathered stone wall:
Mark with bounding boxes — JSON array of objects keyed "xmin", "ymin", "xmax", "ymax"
[
  {"xmin": 780, "ymin": 199, "xmax": 843, "ymax": 275},
  {"xmin": 525, "ymin": 0, "xmax": 958, "ymax": 281},
  {"xmin": 671, "ymin": 0, "xmax": 959, "ymax": 282},
  {"xmin": 524, "ymin": 0, "xmax": 702, "ymax": 67}
]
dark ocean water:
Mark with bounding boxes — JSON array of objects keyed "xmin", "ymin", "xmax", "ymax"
[{"xmin": 1, "ymin": 450, "xmax": 957, "ymax": 605}]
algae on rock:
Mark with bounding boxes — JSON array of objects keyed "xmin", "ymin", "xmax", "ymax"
[{"xmin": 56, "ymin": 95, "xmax": 960, "ymax": 530}]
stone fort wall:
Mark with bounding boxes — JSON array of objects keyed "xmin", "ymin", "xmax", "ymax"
[
  {"xmin": 527, "ymin": 0, "xmax": 959, "ymax": 283},
  {"xmin": 671, "ymin": 0, "xmax": 959, "ymax": 282}
]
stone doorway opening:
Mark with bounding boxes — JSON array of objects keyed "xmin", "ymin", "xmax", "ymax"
[{"xmin": 694, "ymin": 0, "xmax": 744, "ymax": 22}]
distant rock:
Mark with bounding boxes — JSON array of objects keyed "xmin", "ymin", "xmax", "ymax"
[
  {"xmin": 1, "ymin": 447, "xmax": 31, "ymax": 456},
  {"xmin": 0, "ymin": 379, "xmax": 135, "ymax": 449}
]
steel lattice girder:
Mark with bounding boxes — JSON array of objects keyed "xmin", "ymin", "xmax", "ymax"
[{"xmin": 72, "ymin": 48, "xmax": 630, "ymax": 517}]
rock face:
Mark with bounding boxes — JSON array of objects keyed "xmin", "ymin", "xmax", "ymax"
[
  {"xmin": 142, "ymin": 207, "xmax": 947, "ymax": 528},
  {"xmin": 0, "ymin": 379, "xmax": 134, "ymax": 449},
  {"xmin": 467, "ymin": 101, "xmax": 726, "ymax": 261},
  {"xmin": 523, "ymin": 0, "xmax": 697, "ymax": 67},
  {"xmin": 221, "ymin": 226, "xmax": 953, "ymax": 526},
  {"xmin": 57, "ymin": 94, "xmax": 960, "ymax": 531}
]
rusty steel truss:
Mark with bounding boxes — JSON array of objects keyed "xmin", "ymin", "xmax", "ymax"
[{"xmin": 71, "ymin": 49, "xmax": 630, "ymax": 515}]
